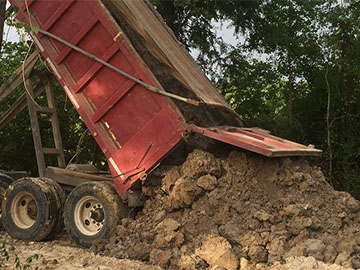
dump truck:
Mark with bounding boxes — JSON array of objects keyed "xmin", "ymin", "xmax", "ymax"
[{"xmin": 0, "ymin": 0, "xmax": 321, "ymax": 248}]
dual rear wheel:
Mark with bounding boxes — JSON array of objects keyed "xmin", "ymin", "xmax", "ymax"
[
  {"xmin": 0, "ymin": 173, "xmax": 14, "ymax": 229},
  {"xmin": 64, "ymin": 181, "xmax": 130, "ymax": 248},
  {"xmin": 1, "ymin": 178, "xmax": 129, "ymax": 247},
  {"xmin": 1, "ymin": 177, "xmax": 64, "ymax": 241}
]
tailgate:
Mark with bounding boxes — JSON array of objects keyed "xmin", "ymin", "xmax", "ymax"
[{"xmin": 191, "ymin": 125, "xmax": 322, "ymax": 157}]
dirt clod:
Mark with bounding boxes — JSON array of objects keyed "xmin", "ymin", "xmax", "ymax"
[
  {"xmin": 149, "ymin": 249, "xmax": 172, "ymax": 268},
  {"xmin": 197, "ymin": 174, "xmax": 217, "ymax": 191},
  {"xmin": 195, "ymin": 235, "xmax": 238, "ymax": 270}
]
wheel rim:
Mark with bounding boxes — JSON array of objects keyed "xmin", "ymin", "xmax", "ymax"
[
  {"xmin": 74, "ymin": 196, "xmax": 105, "ymax": 236},
  {"xmin": 11, "ymin": 192, "xmax": 37, "ymax": 229}
]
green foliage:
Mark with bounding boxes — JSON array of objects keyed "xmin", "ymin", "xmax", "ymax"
[
  {"xmin": 0, "ymin": 41, "xmax": 35, "ymax": 173},
  {"xmin": 0, "ymin": 41, "xmax": 106, "ymax": 175},
  {"xmin": 0, "ymin": 241, "xmax": 39, "ymax": 269},
  {"xmin": 0, "ymin": 241, "xmax": 10, "ymax": 267},
  {"xmin": 217, "ymin": 0, "xmax": 360, "ymax": 195},
  {"xmin": 218, "ymin": 50, "xmax": 283, "ymax": 127},
  {"xmin": 150, "ymin": 0, "xmax": 261, "ymax": 73}
]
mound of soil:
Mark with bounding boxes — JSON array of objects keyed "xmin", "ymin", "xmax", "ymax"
[{"xmin": 92, "ymin": 149, "xmax": 360, "ymax": 269}]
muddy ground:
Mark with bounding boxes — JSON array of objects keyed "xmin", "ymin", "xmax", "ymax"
[
  {"xmin": 0, "ymin": 230, "xmax": 161, "ymax": 270},
  {"xmin": 0, "ymin": 230, "xmax": 352, "ymax": 270}
]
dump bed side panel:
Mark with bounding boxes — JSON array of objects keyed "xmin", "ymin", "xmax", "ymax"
[
  {"xmin": 10, "ymin": 0, "xmax": 186, "ymax": 194},
  {"xmin": 104, "ymin": 0, "xmax": 230, "ymax": 107}
]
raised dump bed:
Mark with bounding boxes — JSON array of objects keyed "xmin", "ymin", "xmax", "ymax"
[{"xmin": 9, "ymin": 0, "xmax": 321, "ymax": 196}]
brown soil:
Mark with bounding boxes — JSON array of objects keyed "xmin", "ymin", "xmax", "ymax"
[{"xmin": 92, "ymin": 148, "xmax": 360, "ymax": 270}]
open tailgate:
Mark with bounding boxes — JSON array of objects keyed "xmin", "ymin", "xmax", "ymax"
[{"xmin": 191, "ymin": 125, "xmax": 322, "ymax": 157}]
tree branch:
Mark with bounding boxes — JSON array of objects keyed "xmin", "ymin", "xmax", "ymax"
[{"xmin": 325, "ymin": 63, "xmax": 333, "ymax": 186}]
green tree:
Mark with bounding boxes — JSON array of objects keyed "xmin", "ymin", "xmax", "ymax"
[
  {"xmin": 150, "ymin": 0, "xmax": 261, "ymax": 72},
  {"xmin": 217, "ymin": 0, "xmax": 360, "ymax": 195},
  {"xmin": 0, "ymin": 41, "xmax": 105, "ymax": 175}
]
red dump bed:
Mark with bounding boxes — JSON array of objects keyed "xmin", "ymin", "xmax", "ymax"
[
  {"xmin": 10, "ymin": 0, "xmax": 321, "ymax": 195},
  {"xmin": 10, "ymin": 0, "xmax": 187, "ymax": 194}
]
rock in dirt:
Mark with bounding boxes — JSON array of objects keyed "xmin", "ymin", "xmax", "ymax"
[
  {"xmin": 163, "ymin": 177, "xmax": 203, "ymax": 211},
  {"xmin": 149, "ymin": 249, "xmax": 172, "ymax": 268},
  {"xmin": 304, "ymin": 239, "xmax": 326, "ymax": 260},
  {"xmin": 335, "ymin": 253, "xmax": 352, "ymax": 269},
  {"xmin": 181, "ymin": 149, "xmax": 221, "ymax": 179},
  {"xmin": 195, "ymin": 235, "xmax": 238, "ymax": 270},
  {"xmin": 346, "ymin": 197, "xmax": 360, "ymax": 213},
  {"xmin": 197, "ymin": 174, "xmax": 217, "ymax": 191},
  {"xmin": 156, "ymin": 218, "xmax": 180, "ymax": 232}
]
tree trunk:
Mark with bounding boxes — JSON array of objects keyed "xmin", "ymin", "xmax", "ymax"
[
  {"xmin": 287, "ymin": 55, "xmax": 293, "ymax": 127},
  {"xmin": 325, "ymin": 63, "xmax": 333, "ymax": 186},
  {"xmin": 159, "ymin": 0, "xmax": 176, "ymax": 33},
  {"xmin": 287, "ymin": 0, "xmax": 294, "ymax": 128},
  {"xmin": 0, "ymin": 0, "xmax": 6, "ymax": 54}
]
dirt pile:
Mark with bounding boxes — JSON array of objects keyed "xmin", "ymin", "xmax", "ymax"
[{"xmin": 92, "ymin": 149, "xmax": 360, "ymax": 269}]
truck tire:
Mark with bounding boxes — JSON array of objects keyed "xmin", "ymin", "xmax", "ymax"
[
  {"xmin": 39, "ymin": 177, "xmax": 66, "ymax": 239},
  {"xmin": 64, "ymin": 181, "xmax": 127, "ymax": 248},
  {"xmin": 1, "ymin": 177, "xmax": 58, "ymax": 241},
  {"xmin": 0, "ymin": 173, "xmax": 14, "ymax": 230}
]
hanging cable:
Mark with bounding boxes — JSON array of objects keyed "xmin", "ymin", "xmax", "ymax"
[
  {"xmin": 22, "ymin": 41, "xmax": 42, "ymax": 109},
  {"xmin": 66, "ymin": 128, "xmax": 89, "ymax": 167}
]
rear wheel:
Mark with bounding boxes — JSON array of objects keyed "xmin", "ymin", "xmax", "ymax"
[
  {"xmin": 40, "ymin": 177, "xmax": 66, "ymax": 239},
  {"xmin": 1, "ymin": 177, "xmax": 58, "ymax": 241},
  {"xmin": 64, "ymin": 181, "xmax": 129, "ymax": 248},
  {"xmin": 0, "ymin": 173, "xmax": 14, "ymax": 229}
]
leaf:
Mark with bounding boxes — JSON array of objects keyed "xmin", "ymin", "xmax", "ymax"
[
  {"xmin": 30, "ymin": 26, "xmax": 39, "ymax": 34},
  {"xmin": 13, "ymin": 6, "xmax": 19, "ymax": 16}
]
